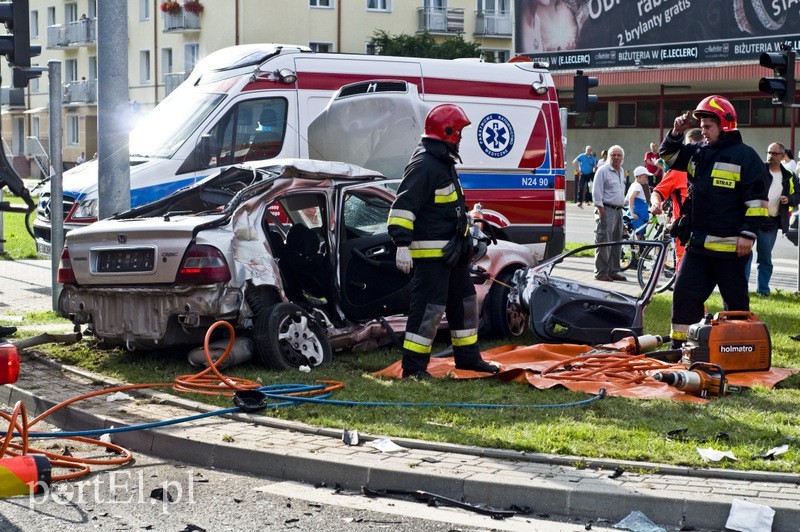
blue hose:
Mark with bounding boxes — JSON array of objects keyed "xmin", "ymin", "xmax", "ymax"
[{"xmin": 9, "ymin": 384, "xmax": 605, "ymax": 439}]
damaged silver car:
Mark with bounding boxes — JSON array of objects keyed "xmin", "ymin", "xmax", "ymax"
[{"xmin": 58, "ymin": 160, "xmax": 535, "ymax": 369}]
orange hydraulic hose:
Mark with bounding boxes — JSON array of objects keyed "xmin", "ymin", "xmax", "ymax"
[{"xmin": 2, "ymin": 320, "xmax": 345, "ymax": 484}]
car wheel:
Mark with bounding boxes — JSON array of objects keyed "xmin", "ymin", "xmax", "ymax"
[
  {"xmin": 486, "ymin": 269, "xmax": 528, "ymax": 339},
  {"xmin": 253, "ymin": 302, "xmax": 332, "ymax": 370}
]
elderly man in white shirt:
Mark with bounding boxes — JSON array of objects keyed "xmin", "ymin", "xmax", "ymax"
[{"xmin": 592, "ymin": 145, "xmax": 627, "ymax": 282}]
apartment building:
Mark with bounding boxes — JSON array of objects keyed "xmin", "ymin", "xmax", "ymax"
[{"xmin": 2, "ymin": 0, "xmax": 513, "ymax": 177}]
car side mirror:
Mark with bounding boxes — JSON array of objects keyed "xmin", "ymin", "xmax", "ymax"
[{"xmin": 196, "ymin": 134, "xmax": 218, "ymax": 170}]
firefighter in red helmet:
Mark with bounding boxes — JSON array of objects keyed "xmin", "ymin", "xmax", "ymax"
[
  {"xmin": 387, "ymin": 104, "xmax": 499, "ymax": 379},
  {"xmin": 659, "ymin": 95, "xmax": 768, "ymax": 348}
]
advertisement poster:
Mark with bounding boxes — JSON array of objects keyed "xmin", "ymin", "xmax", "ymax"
[{"xmin": 514, "ymin": 0, "xmax": 800, "ymax": 70}]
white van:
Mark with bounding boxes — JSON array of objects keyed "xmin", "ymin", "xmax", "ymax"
[{"xmin": 35, "ymin": 44, "xmax": 567, "ymax": 259}]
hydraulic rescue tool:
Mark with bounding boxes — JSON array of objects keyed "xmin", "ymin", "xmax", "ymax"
[
  {"xmin": 681, "ymin": 311, "xmax": 771, "ymax": 372},
  {"xmin": 653, "ymin": 362, "xmax": 742, "ymax": 398}
]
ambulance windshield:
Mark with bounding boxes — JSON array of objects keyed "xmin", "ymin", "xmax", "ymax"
[{"xmin": 130, "ymin": 92, "xmax": 226, "ymax": 159}]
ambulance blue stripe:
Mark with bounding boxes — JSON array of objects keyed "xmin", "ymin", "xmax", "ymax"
[
  {"xmin": 130, "ymin": 177, "xmax": 200, "ymax": 207},
  {"xmin": 458, "ymin": 172, "xmax": 558, "ymax": 190}
]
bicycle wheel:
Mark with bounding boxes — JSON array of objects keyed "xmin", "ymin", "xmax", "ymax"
[
  {"xmin": 619, "ymin": 242, "xmax": 638, "ymax": 271},
  {"xmin": 637, "ymin": 240, "xmax": 677, "ymax": 293}
]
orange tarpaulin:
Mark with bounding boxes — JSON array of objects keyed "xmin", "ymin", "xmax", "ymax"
[{"xmin": 373, "ymin": 341, "xmax": 798, "ymax": 403}]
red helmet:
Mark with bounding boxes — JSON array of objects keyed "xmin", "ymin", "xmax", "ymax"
[
  {"xmin": 423, "ymin": 104, "xmax": 471, "ymax": 146},
  {"xmin": 693, "ymin": 95, "xmax": 737, "ymax": 132}
]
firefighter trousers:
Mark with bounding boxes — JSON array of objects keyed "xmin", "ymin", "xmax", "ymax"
[
  {"xmin": 670, "ymin": 248, "xmax": 750, "ymax": 347},
  {"xmin": 401, "ymin": 259, "xmax": 481, "ymax": 373}
]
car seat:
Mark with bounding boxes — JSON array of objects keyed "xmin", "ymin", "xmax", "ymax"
[{"xmin": 283, "ymin": 224, "xmax": 331, "ymax": 305}]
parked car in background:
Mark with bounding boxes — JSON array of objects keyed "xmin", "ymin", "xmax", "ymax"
[{"xmin": 57, "ymin": 160, "xmax": 535, "ymax": 369}]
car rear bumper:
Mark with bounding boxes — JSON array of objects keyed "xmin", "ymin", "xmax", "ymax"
[{"xmin": 59, "ymin": 284, "xmax": 243, "ymax": 346}]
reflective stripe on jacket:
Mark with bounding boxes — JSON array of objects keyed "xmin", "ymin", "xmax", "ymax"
[
  {"xmin": 388, "ymin": 138, "xmax": 468, "ymax": 257},
  {"xmin": 659, "ymin": 129, "xmax": 768, "ymax": 255}
]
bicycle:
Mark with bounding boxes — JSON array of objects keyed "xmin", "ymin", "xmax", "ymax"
[
  {"xmin": 619, "ymin": 199, "xmax": 671, "ymax": 271},
  {"xmin": 636, "ymin": 204, "xmax": 678, "ymax": 293}
]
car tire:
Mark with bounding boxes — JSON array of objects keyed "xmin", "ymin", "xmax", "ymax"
[
  {"xmin": 253, "ymin": 302, "xmax": 332, "ymax": 370},
  {"xmin": 486, "ymin": 269, "xmax": 528, "ymax": 339}
]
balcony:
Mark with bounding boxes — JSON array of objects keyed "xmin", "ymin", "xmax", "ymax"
[
  {"xmin": 164, "ymin": 72, "xmax": 189, "ymax": 97},
  {"xmin": 474, "ymin": 10, "xmax": 511, "ymax": 36},
  {"xmin": 62, "ymin": 79, "xmax": 98, "ymax": 105},
  {"xmin": 163, "ymin": 11, "xmax": 201, "ymax": 32},
  {"xmin": 46, "ymin": 18, "xmax": 97, "ymax": 48},
  {"xmin": 417, "ymin": 7, "xmax": 464, "ymax": 34}
]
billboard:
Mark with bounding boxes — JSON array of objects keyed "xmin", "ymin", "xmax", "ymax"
[{"xmin": 514, "ymin": 0, "xmax": 800, "ymax": 70}]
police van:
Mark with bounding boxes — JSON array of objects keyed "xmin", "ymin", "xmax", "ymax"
[{"xmin": 35, "ymin": 44, "xmax": 566, "ymax": 260}]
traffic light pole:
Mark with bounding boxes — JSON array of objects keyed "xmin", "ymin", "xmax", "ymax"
[
  {"xmin": 48, "ymin": 61, "xmax": 63, "ymax": 312},
  {"xmin": 97, "ymin": 0, "xmax": 130, "ymax": 220}
]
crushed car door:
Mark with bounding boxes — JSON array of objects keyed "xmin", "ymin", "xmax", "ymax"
[{"xmin": 337, "ymin": 187, "xmax": 411, "ymax": 321}]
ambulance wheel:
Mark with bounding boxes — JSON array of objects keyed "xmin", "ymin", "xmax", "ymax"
[
  {"xmin": 253, "ymin": 302, "xmax": 332, "ymax": 370},
  {"xmin": 486, "ymin": 269, "xmax": 528, "ymax": 339}
]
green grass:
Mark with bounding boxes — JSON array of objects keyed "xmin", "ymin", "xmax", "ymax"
[
  {"xmin": 32, "ymin": 291, "xmax": 800, "ymax": 472},
  {"xmin": 4, "ymin": 209, "xmax": 800, "ymax": 472},
  {"xmin": 1, "ymin": 196, "xmax": 37, "ymax": 260},
  {"xmin": 563, "ymin": 241, "xmax": 594, "ymax": 257}
]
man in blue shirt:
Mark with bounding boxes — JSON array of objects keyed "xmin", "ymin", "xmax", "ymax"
[{"xmin": 573, "ymin": 145, "xmax": 597, "ymax": 207}]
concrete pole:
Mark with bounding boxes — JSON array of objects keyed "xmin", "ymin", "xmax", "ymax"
[
  {"xmin": 48, "ymin": 61, "xmax": 63, "ymax": 312},
  {"xmin": 97, "ymin": 0, "xmax": 130, "ymax": 219}
]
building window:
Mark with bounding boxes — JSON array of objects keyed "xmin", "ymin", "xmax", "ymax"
[
  {"xmin": 309, "ymin": 42, "xmax": 333, "ymax": 53},
  {"xmin": 162, "ymin": 48, "xmax": 173, "ymax": 80},
  {"xmin": 65, "ymin": 58, "xmax": 78, "ymax": 82},
  {"xmin": 65, "ymin": 2, "xmax": 78, "ymax": 23},
  {"xmin": 30, "ymin": 10, "xmax": 38, "ymax": 39},
  {"xmin": 32, "ymin": 116, "xmax": 40, "ymax": 139},
  {"xmin": 731, "ymin": 99, "xmax": 751, "ymax": 126},
  {"xmin": 47, "ymin": 7, "xmax": 55, "ymax": 26},
  {"xmin": 310, "ymin": 0, "xmax": 333, "ymax": 7},
  {"xmin": 481, "ymin": 49, "xmax": 509, "ymax": 63},
  {"xmin": 367, "ymin": 0, "xmax": 391, "ymax": 11},
  {"xmin": 139, "ymin": 0, "xmax": 150, "ymax": 20},
  {"xmin": 365, "ymin": 42, "xmax": 377, "ymax": 54},
  {"xmin": 567, "ymin": 102, "xmax": 609, "ymax": 128},
  {"xmin": 753, "ymin": 98, "xmax": 792, "ymax": 127},
  {"xmin": 31, "ymin": 63, "xmax": 40, "ymax": 92},
  {"xmin": 89, "ymin": 56, "xmax": 97, "ymax": 80},
  {"xmin": 479, "ymin": 0, "xmax": 509, "ymax": 11},
  {"xmin": 637, "ymin": 101, "xmax": 658, "ymax": 128},
  {"xmin": 140, "ymin": 50, "xmax": 151, "ymax": 84},
  {"xmin": 184, "ymin": 43, "xmax": 200, "ymax": 73},
  {"xmin": 617, "ymin": 102, "xmax": 636, "ymax": 127},
  {"xmin": 88, "ymin": 0, "xmax": 97, "ymax": 19},
  {"xmin": 67, "ymin": 115, "xmax": 80, "ymax": 146}
]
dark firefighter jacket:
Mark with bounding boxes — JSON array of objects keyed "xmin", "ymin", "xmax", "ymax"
[
  {"xmin": 762, "ymin": 163, "xmax": 800, "ymax": 235},
  {"xmin": 660, "ymin": 129, "xmax": 768, "ymax": 256},
  {"xmin": 388, "ymin": 138, "xmax": 468, "ymax": 259}
]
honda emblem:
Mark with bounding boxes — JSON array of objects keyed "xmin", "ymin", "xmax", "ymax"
[{"xmin": 118, "ymin": 234, "xmax": 127, "ymax": 244}]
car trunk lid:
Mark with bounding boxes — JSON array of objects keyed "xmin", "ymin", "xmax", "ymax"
[{"xmin": 64, "ymin": 215, "xmax": 225, "ymax": 285}]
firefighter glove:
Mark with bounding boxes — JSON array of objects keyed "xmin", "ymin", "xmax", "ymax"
[{"xmin": 396, "ymin": 246, "xmax": 413, "ymax": 274}]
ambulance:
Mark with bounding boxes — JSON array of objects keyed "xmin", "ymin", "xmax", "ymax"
[{"xmin": 34, "ymin": 44, "xmax": 566, "ymax": 260}]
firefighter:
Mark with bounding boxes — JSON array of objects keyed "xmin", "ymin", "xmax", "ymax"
[
  {"xmin": 660, "ymin": 95, "xmax": 768, "ymax": 348},
  {"xmin": 388, "ymin": 104, "xmax": 499, "ymax": 379}
]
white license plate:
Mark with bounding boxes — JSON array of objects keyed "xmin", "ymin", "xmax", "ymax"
[{"xmin": 36, "ymin": 241, "xmax": 52, "ymax": 257}]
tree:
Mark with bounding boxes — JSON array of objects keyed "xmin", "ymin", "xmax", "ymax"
[{"xmin": 369, "ymin": 30, "xmax": 482, "ymax": 60}]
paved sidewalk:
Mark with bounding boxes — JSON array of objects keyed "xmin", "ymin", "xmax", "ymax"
[{"xmin": 2, "ymin": 260, "xmax": 799, "ymax": 530}]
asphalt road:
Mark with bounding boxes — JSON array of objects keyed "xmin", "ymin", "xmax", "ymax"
[
  {"xmin": 564, "ymin": 203, "xmax": 800, "ymax": 292},
  {"xmin": 0, "ymin": 451, "xmax": 620, "ymax": 532}
]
